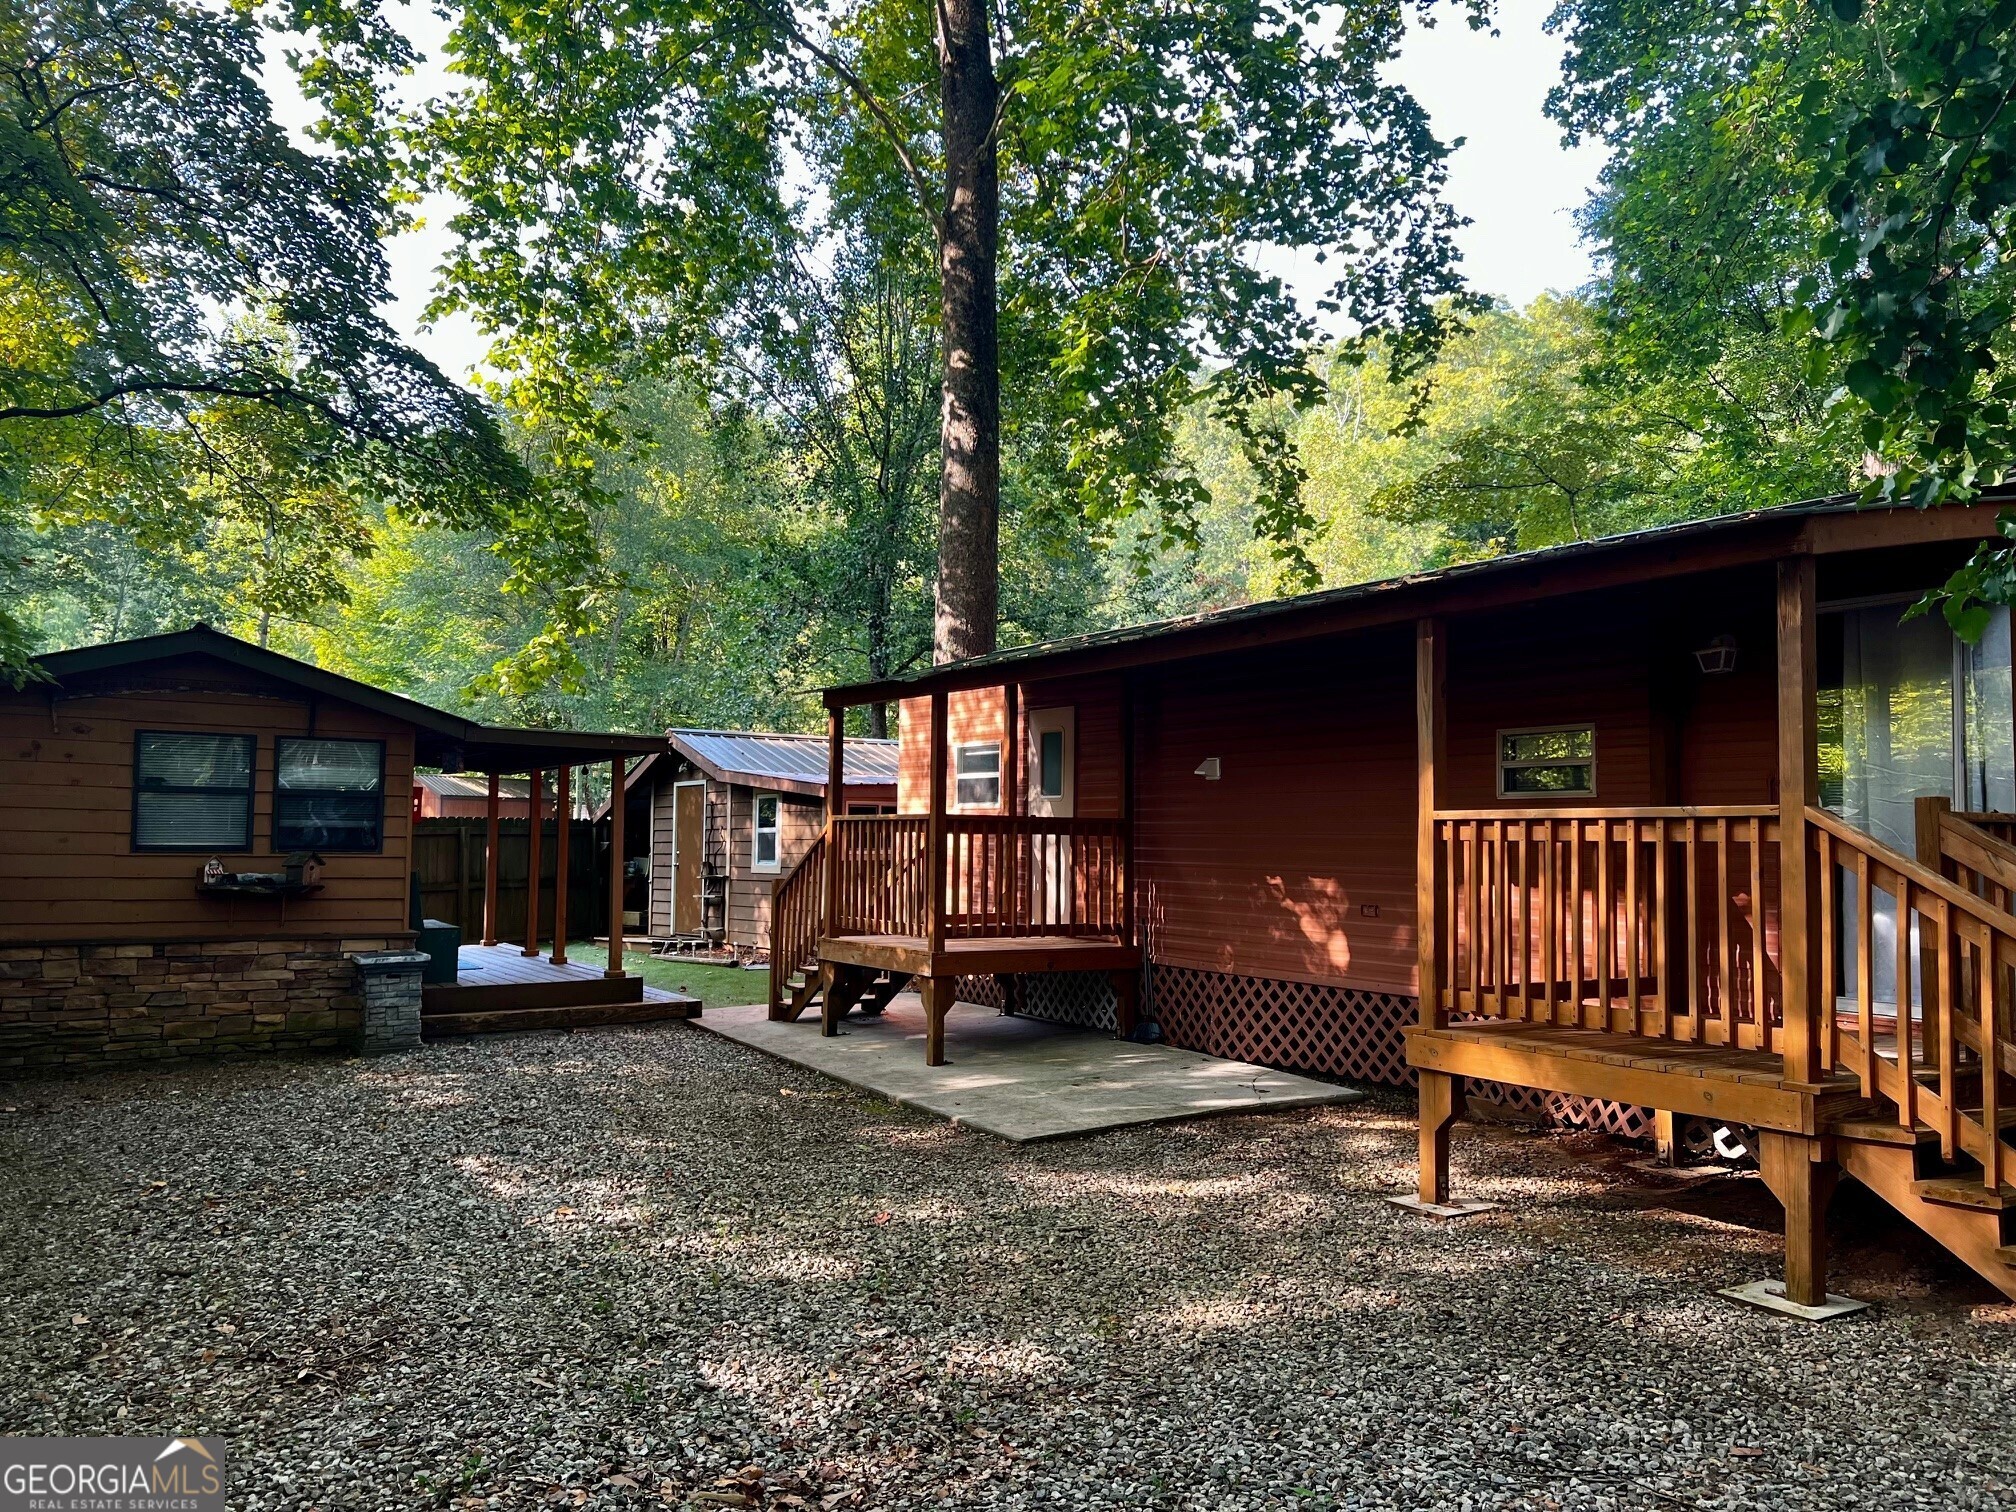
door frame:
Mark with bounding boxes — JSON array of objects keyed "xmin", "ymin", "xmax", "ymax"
[
  {"xmin": 671, "ymin": 778, "xmax": 705, "ymax": 935},
  {"xmin": 1027, "ymin": 705, "xmax": 1076, "ymax": 818}
]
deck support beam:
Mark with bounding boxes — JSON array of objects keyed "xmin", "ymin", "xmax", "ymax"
[
  {"xmin": 482, "ymin": 773, "xmax": 501, "ymax": 946},
  {"xmin": 1418, "ymin": 1070, "xmax": 1463, "ymax": 1205},
  {"xmin": 1109, "ymin": 969, "xmax": 1139, "ymax": 1040},
  {"xmin": 921, "ymin": 974, "xmax": 953, "ymax": 1066},
  {"xmin": 1730, "ymin": 1129, "xmax": 1868, "ymax": 1318},
  {"xmin": 822, "ymin": 963, "xmax": 865, "ymax": 1036},
  {"xmin": 523, "ymin": 768, "xmax": 544, "ymax": 958},
  {"xmin": 550, "ymin": 765, "xmax": 571, "ymax": 965}
]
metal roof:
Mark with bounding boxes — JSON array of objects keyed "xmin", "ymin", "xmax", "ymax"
[
  {"xmin": 822, "ymin": 492, "xmax": 2014, "ymax": 705},
  {"xmin": 414, "ymin": 774, "xmax": 532, "ymax": 799},
  {"xmin": 669, "ymin": 728, "xmax": 900, "ymax": 790}
]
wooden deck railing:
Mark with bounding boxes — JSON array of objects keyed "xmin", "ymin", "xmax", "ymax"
[
  {"xmin": 1814, "ymin": 806, "xmax": 2015, "ymax": 1186},
  {"xmin": 767, "ymin": 832, "xmax": 826, "ymax": 1017},
  {"xmin": 823, "ymin": 813, "xmax": 1130, "ymax": 943},
  {"xmin": 1432, "ymin": 807, "xmax": 1783, "ymax": 1046},
  {"xmin": 943, "ymin": 816, "xmax": 1128, "ymax": 939}
]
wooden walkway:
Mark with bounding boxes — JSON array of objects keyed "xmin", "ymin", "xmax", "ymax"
[{"xmin": 422, "ymin": 943, "xmax": 697, "ymax": 1037}]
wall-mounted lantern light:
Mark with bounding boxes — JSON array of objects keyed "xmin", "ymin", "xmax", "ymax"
[
  {"xmin": 1194, "ymin": 757, "xmax": 1221, "ymax": 781},
  {"xmin": 1693, "ymin": 635, "xmax": 1739, "ymax": 676}
]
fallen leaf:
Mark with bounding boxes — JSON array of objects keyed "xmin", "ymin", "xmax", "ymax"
[
  {"xmin": 1730, "ymin": 1446, "xmax": 1764, "ymax": 1459},
  {"xmin": 70, "ymin": 1314, "xmax": 89, "ymax": 1326}
]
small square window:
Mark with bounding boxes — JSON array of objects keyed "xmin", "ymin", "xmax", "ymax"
[
  {"xmin": 752, "ymin": 793, "xmax": 781, "ymax": 871},
  {"xmin": 133, "ymin": 732, "xmax": 256, "ymax": 851},
  {"xmin": 1038, "ymin": 729, "xmax": 1065, "ymax": 799},
  {"xmin": 275, "ymin": 738, "xmax": 385, "ymax": 852},
  {"xmin": 954, "ymin": 743, "xmax": 1001, "ymax": 808},
  {"xmin": 1497, "ymin": 726, "xmax": 1595, "ymax": 797}
]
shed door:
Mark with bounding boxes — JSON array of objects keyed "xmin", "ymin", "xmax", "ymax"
[{"xmin": 673, "ymin": 781, "xmax": 705, "ymax": 935}]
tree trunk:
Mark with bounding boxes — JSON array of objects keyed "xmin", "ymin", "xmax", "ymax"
[
  {"xmin": 934, "ymin": 0, "xmax": 999, "ymax": 664},
  {"xmin": 868, "ymin": 701, "xmax": 890, "ymax": 740}
]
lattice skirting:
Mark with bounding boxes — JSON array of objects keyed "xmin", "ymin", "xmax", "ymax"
[{"xmin": 954, "ymin": 973, "xmax": 1118, "ymax": 1031}]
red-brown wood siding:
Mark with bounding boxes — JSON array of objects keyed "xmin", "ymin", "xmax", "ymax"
[
  {"xmin": 1133, "ymin": 628, "xmax": 1421, "ymax": 994},
  {"xmin": 1, "ymin": 667, "xmax": 417, "ymax": 943}
]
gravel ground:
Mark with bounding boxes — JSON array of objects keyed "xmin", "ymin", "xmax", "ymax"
[{"xmin": 3, "ymin": 1024, "xmax": 2014, "ymax": 1512}]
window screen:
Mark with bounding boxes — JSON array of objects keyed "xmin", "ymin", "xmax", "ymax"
[
  {"xmin": 753, "ymin": 794, "xmax": 780, "ymax": 869},
  {"xmin": 275, "ymin": 738, "xmax": 385, "ymax": 851},
  {"xmin": 134, "ymin": 732, "xmax": 256, "ymax": 851},
  {"xmin": 1497, "ymin": 727, "xmax": 1595, "ymax": 796},
  {"xmin": 955, "ymin": 743, "xmax": 1001, "ymax": 808}
]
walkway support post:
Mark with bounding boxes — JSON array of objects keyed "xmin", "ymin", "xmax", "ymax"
[
  {"xmin": 523, "ymin": 768, "xmax": 544, "ymax": 958},
  {"xmin": 482, "ymin": 772, "xmax": 501, "ymax": 946},
  {"xmin": 926, "ymin": 690, "xmax": 949, "ymax": 957},
  {"xmin": 606, "ymin": 757, "xmax": 627, "ymax": 977},
  {"xmin": 824, "ymin": 706, "xmax": 845, "ymax": 939},
  {"xmin": 551, "ymin": 765, "xmax": 571, "ymax": 965}
]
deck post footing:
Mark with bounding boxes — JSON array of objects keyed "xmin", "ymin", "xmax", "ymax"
[
  {"xmin": 1384, "ymin": 1196, "xmax": 1499, "ymax": 1220},
  {"xmin": 1718, "ymin": 1280, "xmax": 1869, "ymax": 1321}
]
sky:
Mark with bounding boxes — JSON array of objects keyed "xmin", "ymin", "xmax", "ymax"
[{"xmin": 297, "ymin": 0, "xmax": 1607, "ymax": 383}]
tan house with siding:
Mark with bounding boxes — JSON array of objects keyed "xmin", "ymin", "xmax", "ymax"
[{"xmin": 609, "ymin": 729, "xmax": 897, "ymax": 952}]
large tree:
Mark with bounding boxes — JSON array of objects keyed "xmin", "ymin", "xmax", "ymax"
[
  {"xmin": 1548, "ymin": 0, "xmax": 2016, "ymax": 630},
  {"xmin": 0, "ymin": 0, "xmax": 560, "ymax": 681},
  {"xmin": 421, "ymin": 0, "xmax": 1483, "ymax": 662}
]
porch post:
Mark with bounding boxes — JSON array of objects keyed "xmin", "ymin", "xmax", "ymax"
[
  {"xmin": 606, "ymin": 757, "xmax": 628, "ymax": 976},
  {"xmin": 1777, "ymin": 555, "xmax": 1821, "ymax": 1085},
  {"xmin": 482, "ymin": 773, "xmax": 501, "ymax": 946},
  {"xmin": 823, "ymin": 705, "xmax": 845, "ymax": 937},
  {"xmin": 523, "ymin": 768, "xmax": 544, "ymax": 958},
  {"xmin": 550, "ymin": 765, "xmax": 571, "ymax": 965},
  {"xmin": 1416, "ymin": 617, "xmax": 1447, "ymax": 1030},
  {"xmin": 926, "ymin": 690, "xmax": 949, "ymax": 956},
  {"xmin": 1003, "ymin": 682, "xmax": 1021, "ymax": 816},
  {"xmin": 1119, "ymin": 675, "xmax": 1135, "ymax": 950}
]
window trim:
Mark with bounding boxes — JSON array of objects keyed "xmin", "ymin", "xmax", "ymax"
[
  {"xmin": 273, "ymin": 736, "xmax": 388, "ymax": 854},
  {"xmin": 952, "ymin": 740, "xmax": 1003, "ymax": 811},
  {"xmin": 750, "ymin": 791, "xmax": 782, "ymax": 874},
  {"xmin": 1495, "ymin": 724, "xmax": 1597, "ymax": 800},
  {"xmin": 131, "ymin": 730, "xmax": 258, "ymax": 854}
]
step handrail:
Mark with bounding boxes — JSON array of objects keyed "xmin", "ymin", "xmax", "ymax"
[
  {"xmin": 1809, "ymin": 804, "xmax": 2015, "ymax": 1192},
  {"xmin": 767, "ymin": 831, "xmax": 827, "ymax": 1018}
]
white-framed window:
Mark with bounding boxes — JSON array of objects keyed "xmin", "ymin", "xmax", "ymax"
[
  {"xmin": 751, "ymin": 792, "xmax": 781, "ymax": 872},
  {"xmin": 1497, "ymin": 725, "xmax": 1595, "ymax": 797},
  {"xmin": 954, "ymin": 742, "xmax": 1001, "ymax": 809}
]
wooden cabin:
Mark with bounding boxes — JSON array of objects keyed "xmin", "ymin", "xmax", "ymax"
[
  {"xmin": 610, "ymin": 729, "xmax": 898, "ymax": 952},
  {"xmin": 777, "ymin": 498, "xmax": 2016, "ymax": 1307},
  {"xmin": 413, "ymin": 773, "xmax": 536, "ymax": 820},
  {"xmin": 0, "ymin": 626, "xmax": 663, "ymax": 1067}
]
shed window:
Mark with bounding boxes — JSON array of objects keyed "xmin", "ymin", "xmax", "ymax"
[
  {"xmin": 133, "ymin": 732, "xmax": 256, "ymax": 851},
  {"xmin": 752, "ymin": 794, "xmax": 781, "ymax": 871},
  {"xmin": 1498, "ymin": 726, "xmax": 1595, "ymax": 796},
  {"xmin": 954, "ymin": 742, "xmax": 1001, "ymax": 808},
  {"xmin": 275, "ymin": 738, "xmax": 385, "ymax": 852}
]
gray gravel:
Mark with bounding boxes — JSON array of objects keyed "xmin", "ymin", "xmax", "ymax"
[{"xmin": 3, "ymin": 1024, "xmax": 2014, "ymax": 1511}]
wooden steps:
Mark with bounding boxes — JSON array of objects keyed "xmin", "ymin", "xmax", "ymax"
[
  {"xmin": 1910, "ymin": 1177, "xmax": 2016, "ymax": 1212},
  {"xmin": 422, "ymin": 995, "xmax": 699, "ymax": 1038},
  {"xmin": 1831, "ymin": 1129, "xmax": 2016, "ymax": 1299}
]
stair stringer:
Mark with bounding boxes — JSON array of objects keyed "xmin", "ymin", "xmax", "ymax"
[{"xmin": 1834, "ymin": 1135, "xmax": 2016, "ymax": 1301}]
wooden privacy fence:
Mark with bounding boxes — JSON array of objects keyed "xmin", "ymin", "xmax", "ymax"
[
  {"xmin": 411, "ymin": 817, "xmax": 606, "ymax": 942},
  {"xmin": 1433, "ymin": 808, "xmax": 1783, "ymax": 1046}
]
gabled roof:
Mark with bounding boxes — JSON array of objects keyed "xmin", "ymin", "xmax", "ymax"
[
  {"xmin": 23, "ymin": 625, "xmax": 663, "ymax": 773},
  {"xmin": 822, "ymin": 493, "xmax": 2016, "ymax": 706},
  {"xmin": 668, "ymin": 728, "xmax": 900, "ymax": 794}
]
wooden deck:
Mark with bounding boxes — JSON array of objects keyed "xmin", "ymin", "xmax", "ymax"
[
  {"xmin": 421, "ymin": 943, "xmax": 697, "ymax": 1036},
  {"xmin": 1405, "ymin": 1020, "xmax": 1862, "ymax": 1135},
  {"xmin": 819, "ymin": 931, "xmax": 1141, "ymax": 978}
]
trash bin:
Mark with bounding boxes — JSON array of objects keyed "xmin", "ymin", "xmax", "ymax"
[{"xmin": 415, "ymin": 919, "xmax": 461, "ymax": 984}]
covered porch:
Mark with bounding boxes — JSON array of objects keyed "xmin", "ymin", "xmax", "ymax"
[
  {"xmin": 424, "ymin": 726, "xmax": 672, "ymax": 1033},
  {"xmin": 769, "ymin": 686, "xmax": 1141, "ymax": 1065}
]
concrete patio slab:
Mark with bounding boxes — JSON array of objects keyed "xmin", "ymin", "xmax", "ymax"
[{"xmin": 696, "ymin": 995, "xmax": 1365, "ymax": 1141}]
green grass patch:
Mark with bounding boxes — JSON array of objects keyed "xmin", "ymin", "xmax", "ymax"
[{"xmin": 614, "ymin": 949, "xmax": 769, "ymax": 1008}]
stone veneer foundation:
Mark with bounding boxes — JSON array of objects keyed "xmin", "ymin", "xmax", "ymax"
[{"xmin": 0, "ymin": 937, "xmax": 411, "ymax": 1071}]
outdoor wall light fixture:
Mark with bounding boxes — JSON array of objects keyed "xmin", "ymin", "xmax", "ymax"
[
  {"xmin": 1194, "ymin": 757, "xmax": 1222, "ymax": 781},
  {"xmin": 1693, "ymin": 635, "xmax": 1739, "ymax": 676}
]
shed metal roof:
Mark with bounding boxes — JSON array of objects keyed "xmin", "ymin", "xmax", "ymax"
[{"xmin": 669, "ymin": 728, "xmax": 900, "ymax": 790}]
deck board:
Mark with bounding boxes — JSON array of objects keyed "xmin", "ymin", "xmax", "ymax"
[
  {"xmin": 422, "ymin": 943, "xmax": 694, "ymax": 1025},
  {"xmin": 1405, "ymin": 1019, "xmax": 1862, "ymax": 1134},
  {"xmin": 820, "ymin": 932, "xmax": 1141, "ymax": 978}
]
